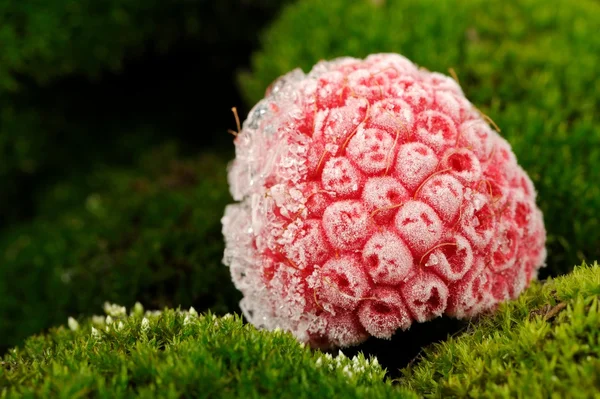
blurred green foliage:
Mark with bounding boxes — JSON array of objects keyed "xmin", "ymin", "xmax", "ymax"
[
  {"xmin": 238, "ymin": 0, "xmax": 600, "ymax": 276},
  {"xmin": 0, "ymin": 144, "xmax": 240, "ymax": 353},
  {"xmin": 0, "ymin": 0, "xmax": 292, "ymax": 226},
  {"xmin": 0, "ymin": 98, "xmax": 167, "ymax": 225},
  {"xmin": 0, "ymin": 0, "xmax": 290, "ymax": 92}
]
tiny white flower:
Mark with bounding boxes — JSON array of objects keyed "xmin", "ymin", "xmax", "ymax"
[
  {"xmin": 343, "ymin": 365, "xmax": 353, "ymax": 377},
  {"xmin": 316, "ymin": 357, "xmax": 323, "ymax": 367},
  {"xmin": 145, "ymin": 310, "xmax": 162, "ymax": 317},
  {"xmin": 91, "ymin": 326, "xmax": 101, "ymax": 339},
  {"xmin": 67, "ymin": 317, "xmax": 79, "ymax": 331},
  {"xmin": 141, "ymin": 317, "xmax": 150, "ymax": 332},
  {"xmin": 117, "ymin": 321, "xmax": 124, "ymax": 331},
  {"xmin": 183, "ymin": 315, "xmax": 192, "ymax": 326},
  {"xmin": 223, "ymin": 313, "xmax": 233, "ymax": 319},
  {"xmin": 92, "ymin": 315, "xmax": 106, "ymax": 325},
  {"xmin": 105, "ymin": 325, "xmax": 110, "ymax": 332},
  {"xmin": 189, "ymin": 306, "xmax": 198, "ymax": 316},
  {"xmin": 103, "ymin": 302, "xmax": 126, "ymax": 317},
  {"xmin": 133, "ymin": 302, "xmax": 144, "ymax": 315},
  {"xmin": 105, "ymin": 316, "xmax": 113, "ymax": 325}
]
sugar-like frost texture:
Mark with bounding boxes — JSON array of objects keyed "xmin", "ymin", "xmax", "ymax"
[{"xmin": 222, "ymin": 53, "xmax": 546, "ymax": 348}]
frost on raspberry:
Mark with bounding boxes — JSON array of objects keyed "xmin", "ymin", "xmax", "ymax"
[{"xmin": 222, "ymin": 53, "xmax": 546, "ymax": 349}]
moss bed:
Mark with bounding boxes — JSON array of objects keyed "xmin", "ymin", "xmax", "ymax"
[{"xmin": 2, "ymin": 264, "xmax": 599, "ymax": 397}]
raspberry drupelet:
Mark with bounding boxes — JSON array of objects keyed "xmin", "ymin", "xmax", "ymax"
[{"xmin": 222, "ymin": 53, "xmax": 546, "ymax": 348}]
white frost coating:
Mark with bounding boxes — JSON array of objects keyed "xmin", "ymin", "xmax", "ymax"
[
  {"xmin": 414, "ymin": 110, "xmax": 458, "ymax": 152},
  {"xmin": 394, "ymin": 142, "xmax": 438, "ymax": 189},
  {"xmin": 490, "ymin": 220, "xmax": 519, "ymax": 271},
  {"xmin": 269, "ymin": 266, "xmax": 307, "ymax": 324},
  {"xmin": 362, "ymin": 231, "xmax": 413, "ymax": 285},
  {"xmin": 510, "ymin": 260, "xmax": 529, "ymax": 298},
  {"xmin": 434, "ymin": 90, "xmax": 462, "ymax": 120},
  {"xmin": 424, "ymin": 234, "xmax": 474, "ymax": 282},
  {"xmin": 358, "ymin": 287, "xmax": 411, "ymax": 339},
  {"xmin": 367, "ymin": 53, "xmax": 419, "ymax": 74},
  {"xmin": 322, "ymin": 200, "xmax": 371, "ymax": 250},
  {"xmin": 458, "ymin": 119, "xmax": 495, "ymax": 160},
  {"xmin": 367, "ymin": 98, "xmax": 414, "ymax": 137},
  {"xmin": 346, "ymin": 127, "xmax": 394, "ymax": 174},
  {"xmin": 315, "ymin": 97, "xmax": 367, "ymax": 144},
  {"xmin": 447, "ymin": 260, "xmax": 493, "ymax": 318},
  {"xmin": 346, "ymin": 68, "xmax": 383, "ymax": 100},
  {"xmin": 490, "ymin": 273, "xmax": 511, "ymax": 302},
  {"xmin": 402, "ymin": 82, "xmax": 434, "ymax": 110},
  {"xmin": 394, "ymin": 201, "xmax": 443, "ymax": 254},
  {"xmin": 512, "ymin": 166, "xmax": 537, "ymax": 199},
  {"xmin": 285, "ymin": 219, "xmax": 331, "ymax": 270},
  {"xmin": 362, "ymin": 176, "xmax": 409, "ymax": 223},
  {"xmin": 321, "ymin": 157, "xmax": 362, "ymax": 196},
  {"xmin": 425, "ymin": 72, "xmax": 464, "ymax": 95},
  {"xmin": 401, "ymin": 272, "xmax": 449, "ymax": 323},
  {"xmin": 322, "ymin": 312, "xmax": 368, "ymax": 348},
  {"xmin": 441, "ymin": 148, "xmax": 482, "ymax": 184},
  {"xmin": 304, "ymin": 181, "xmax": 332, "ymax": 217},
  {"xmin": 417, "ymin": 174, "xmax": 464, "ymax": 223},
  {"xmin": 460, "ymin": 192, "xmax": 496, "ymax": 250},
  {"xmin": 317, "ymin": 256, "xmax": 371, "ymax": 310},
  {"xmin": 222, "ymin": 53, "xmax": 546, "ymax": 349},
  {"xmin": 228, "ymin": 67, "xmax": 311, "ymax": 202}
]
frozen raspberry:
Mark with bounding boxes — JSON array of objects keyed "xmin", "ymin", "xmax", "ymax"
[{"xmin": 222, "ymin": 53, "xmax": 546, "ymax": 348}]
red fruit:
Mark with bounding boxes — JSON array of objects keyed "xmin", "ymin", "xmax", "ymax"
[{"xmin": 222, "ymin": 53, "xmax": 546, "ymax": 348}]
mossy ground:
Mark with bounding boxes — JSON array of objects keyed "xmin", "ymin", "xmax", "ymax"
[
  {"xmin": 2, "ymin": 264, "xmax": 599, "ymax": 398},
  {"xmin": 238, "ymin": 0, "xmax": 600, "ymax": 277},
  {"xmin": 0, "ymin": 305, "xmax": 412, "ymax": 399},
  {"xmin": 0, "ymin": 144, "xmax": 240, "ymax": 353}
]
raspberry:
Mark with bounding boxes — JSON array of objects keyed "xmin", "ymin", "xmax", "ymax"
[{"xmin": 222, "ymin": 53, "xmax": 547, "ymax": 348}]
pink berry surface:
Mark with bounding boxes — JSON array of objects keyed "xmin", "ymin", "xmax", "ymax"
[{"xmin": 222, "ymin": 53, "xmax": 546, "ymax": 348}]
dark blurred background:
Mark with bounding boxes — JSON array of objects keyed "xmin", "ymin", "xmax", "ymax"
[
  {"xmin": 1, "ymin": 0, "xmax": 293, "ymax": 226},
  {"xmin": 0, "ymin": 0, "xmax": 293, "ymax": 353}
]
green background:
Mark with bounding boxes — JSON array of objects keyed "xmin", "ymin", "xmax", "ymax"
[{"xmin": 1, "ymin": 0, "xmax": 599, "ymax": 396}]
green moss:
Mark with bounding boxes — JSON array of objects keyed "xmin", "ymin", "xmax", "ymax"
[
  {"xmin": 238, "ymin": 0, "xmax": 600, "ymax": 276},
  {"xmin": 399, "ymin": 262, "xmax": 600, "ymax": 397},
  {"xmin": 3, "ymin": 264, "xmax": 599, "ymax": 397},
  {"xmin": 0, "ymin": 306, "xmax": 414, "ymax": 398},
  {"xmin": 0, "ymin": 144, "xmax": 240, "ymax": 353}
]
